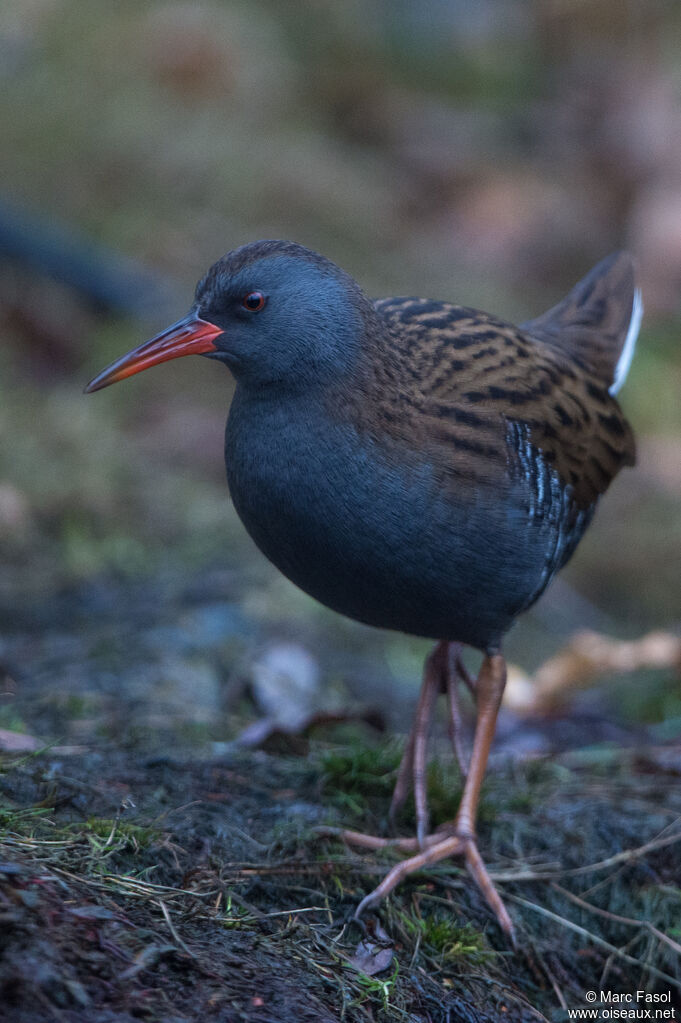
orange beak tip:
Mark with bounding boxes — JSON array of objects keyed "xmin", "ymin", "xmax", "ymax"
[{"xmin": 83, "ymin": 314, "xmax": 222, "ymax": 394}]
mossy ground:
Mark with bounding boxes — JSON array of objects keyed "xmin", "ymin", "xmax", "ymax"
[{"xmin": 2, "ymin": 732, "xmax": 680, "ymax": 1022}]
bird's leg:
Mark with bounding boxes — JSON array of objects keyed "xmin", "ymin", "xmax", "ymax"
[
  {"xmin": 388, "ymin": 640, "xmax": 446, "ymax": 844},
  {"xmin": 444, "ymin": 641, "xmax": 471, "ymax": 778},
  {"xmin": 354, "ymin": 652, "xmax": 515, "ymax": 941},
  {"xmin": 450, "ymin": 652, "xmax": 505, "ymax": 842},
  {"xmin": 450, "ymin": 642, "xmax": 475, "ymax": 695}
]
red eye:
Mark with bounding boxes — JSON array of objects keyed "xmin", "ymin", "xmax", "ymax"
[{"xmin": 242, "ymin": 291, "xmax": 266, "ymax": 312}]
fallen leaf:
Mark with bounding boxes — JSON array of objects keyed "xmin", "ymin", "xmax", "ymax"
[
  {"xmin": 235, "ymin": 708, "xmax": 385, "ymax": 752},
  {"xmin": 348, "ymin": 922, "xmax": 394, "ymax": 976},
  {"xmin": 504, "ymin": 629, "xmax": 681, "ymax": 713},
  {"xmin": 0, "ymin": 729, "xmax": 42, "ymax": 753}
]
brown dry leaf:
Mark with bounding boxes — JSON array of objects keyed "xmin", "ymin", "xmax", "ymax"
[
  {"xmin": 347, "ymin": 922, "xmax": 394, "ymax": 976},
  {"xmin": 235, "ymin": 707, "xmax": 385, "ymax": 752},
  {"xmin": 0, "ymin": 728, "xmax": 43, "ymax": 753},
  {"xmin": 505, "ymin": 629, "xmax": 681, "ymax": 713}
]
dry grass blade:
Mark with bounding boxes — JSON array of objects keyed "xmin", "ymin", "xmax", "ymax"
[
  {"xmin": 486, "ymin": 827, "xmax": 681, "ymax": 882},
  {"xmin": 158, "ymin": 900, "xmax": 195, "ymax": 959},
  {"xmin": 508, "ymin": 894, "xmax": 681, "ymax": 990},
  {"xmin": 48, "ymin": 865, "xmax": 217, "ymax": 902},
  {"xmin": 566, "ymin": 826, "xmax": 681, "ymax": 877},
  {"xmin": 551, "ymin": 882, "xmax": 681, "ymax": 956}
]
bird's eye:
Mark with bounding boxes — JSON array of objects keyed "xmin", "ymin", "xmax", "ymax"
[{"xmin": 241, "ymin": 291, "xmax": 266, "ymax": 312}]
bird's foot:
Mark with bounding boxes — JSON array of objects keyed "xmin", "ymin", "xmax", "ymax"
[
  {"xmin": 343, "ymin": 824, "xmax": 514, "ymax": 943},
  {"xmin": 339, "ymin": 651, "xmax": 513, "ymax": 941}
]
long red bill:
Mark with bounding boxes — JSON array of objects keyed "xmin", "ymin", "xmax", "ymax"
[{"xmin": 84, "ymin": 313, "xmax": 223, "ymax": 393}]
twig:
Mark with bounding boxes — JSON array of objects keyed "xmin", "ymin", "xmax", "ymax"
[
  {"xmin": 49, "ymin": 864, "xmax": 216, "ymax": 901},
  {"xmin": 507, "ymin": 894, "xmax": 681, "ymax": 990},
  {"xmin": 482, "ymin": 829, "xmax": 681, "ymax": 883},
  {"xmin": 552, "ymin": 882, "xmax": 681, "ymax": 956},
  {"xmin": 565, "ymin": 828, "xmax": 681, "ymax": 877},
  {"xmin": 534, "ymin": 948, "xmax": 568, "ymax": 1011},
  {"xmin": 263, "ymin": 906, "xmax": 329, "ymax": 917},
  {"xmin": 158, "ymin": 900, "xmax": 195, "ymax": 959}
]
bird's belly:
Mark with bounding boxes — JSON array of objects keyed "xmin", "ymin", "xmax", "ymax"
[{"xmin": 225, "ymin": 401, "xmax": 578, "ymax": 650}]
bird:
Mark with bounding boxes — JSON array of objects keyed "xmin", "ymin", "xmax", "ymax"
[{"xmin": 85, "ymin": 240, "xmax": 642, "ymax": 940}]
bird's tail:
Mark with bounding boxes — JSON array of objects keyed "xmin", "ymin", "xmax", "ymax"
[{"xmin": 521, "ymin": 252, "xmax": 642, "ymax": 395}]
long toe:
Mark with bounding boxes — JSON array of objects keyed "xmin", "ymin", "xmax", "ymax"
[{"xmin": 354, "ymin": 830, "xmax": 515, "ymax": 944}]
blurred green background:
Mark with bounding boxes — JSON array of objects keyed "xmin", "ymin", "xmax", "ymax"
[{"xmin": 1, "ymin": 0, "xmax": 680, "ymax": 747}]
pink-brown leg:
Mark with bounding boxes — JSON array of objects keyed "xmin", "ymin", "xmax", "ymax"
[
  {"xmin": 444, "ymin": 642, "xmax": 471, "ymax": 778},
  {"xmin": 352, "ymin": 652, "xmax": 515, "ymax": 941},
  {"xmin": 450, "ymin": 644, "xmax": 475, "ymax": 695},
  {"xmin": 388, "ymin": 640, "xmax": 445, "ymax": 843}
]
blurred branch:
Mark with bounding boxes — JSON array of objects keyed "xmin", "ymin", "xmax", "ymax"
[{"xmin": 0, "ymin": 197, "xmax": 175, "ymax": 322}]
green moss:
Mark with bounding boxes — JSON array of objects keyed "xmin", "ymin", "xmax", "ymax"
[
  {"xmin": 420, "ymin": 916, "xmax": 493, "ymax": 964},
  {"xmin": 0, "ymin": 707, "xmax": 28, "ymax": 735},
  {"xmin": 80, "ymin": 816, "xmax": 160, "ymax": 853},
  {"xmin": 219, "ymin": 893, "xmax": 259, "ymax": 931},
  {"xmin": 59, "ymin": 511, "xmax": 157, "ymax": 578},
  {"xmin": 318, "ymin": 741, "xmax": 500, "ymax": 831},
  {"xmin": 506, "ymin": 789, "xmax": 534, "ymax": 813},
  {"xmin": 319, "ymin": 741, "xmax": 401, "ymax": 818}
]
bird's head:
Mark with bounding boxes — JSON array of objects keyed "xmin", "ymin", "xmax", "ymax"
[{"xmin": 85, "ymin": 240, "xmax": 370, "ymax": 394}]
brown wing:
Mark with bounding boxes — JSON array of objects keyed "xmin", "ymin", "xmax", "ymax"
[
  {"xmin": 369, "ymin": 295, "xmax": 635, "ymax": 509},
  {"xmin": 521, "ymin": 251, "xmax": 641, "ymax": 394}
]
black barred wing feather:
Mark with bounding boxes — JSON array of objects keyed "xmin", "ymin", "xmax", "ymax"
[{"xmin": 371, "ymin": 297, "xmax": 635, "ymax": 510}]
